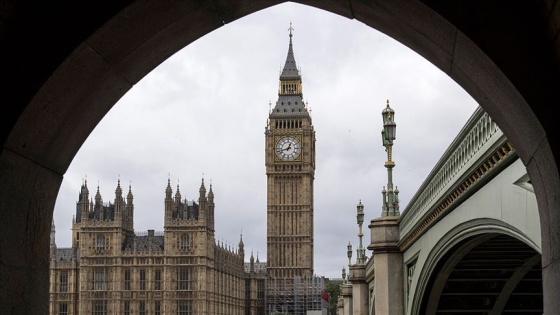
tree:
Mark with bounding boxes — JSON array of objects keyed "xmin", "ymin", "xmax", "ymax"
[{"xmin": 324, "ymin": 280, "xmax": 342, "ymax": 314}]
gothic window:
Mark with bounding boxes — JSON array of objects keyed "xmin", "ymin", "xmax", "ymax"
[
  {"xmin": 93, "ymin": 268, "xmax": 107, "ymax": 291},
  {"xmin": 245, "ymin": 281, "xmax": 250, "ymax": 298},
  {"xmin": 177, "ymin": 300, "xmax": 192, "ymax": 315},
  {"xmin": 91, "ymin": 300, "xmax": 107, "ymax": 315},
  {"xmin": 257, "ymin": 279, "xmax": 265, "ymax": 300},
  {"xmin": 123, "ymin": 301, "xmax": 130, "ymax": 315},
  {"xmin": 177, "ymin": 267, "xmax": 191, "ymax": 290},
  {"xmin": 59, "ymin": 270, "xmax": 68, "ymax": 293},
  {"xmin": 139, "ymin": 269, "xmax": 146, "ymax": 290},
  {"xmin": 154, "ymin": 269, "xmax": 162, "ymax": 290},
  {"xmin": 155, "ymin": 301, "xmax": 161, "ymax": 315},
  {"xmin": 124, "ymin": 268, "xmax": 131, "ymax": 290},
  {"xmin": 58, "ymin": 302, "xmax": 68, "ymax": 315},
  {"xmin": 179, "ymin": 234, "xmax": 190, "ymax": 251},
  {"xmin": 96, "ymin": 235, "xmax": 105, "ymax": 251},
  {"xmin": 139, "ymin": 301, "xmax": 146, "ymax": 315}
]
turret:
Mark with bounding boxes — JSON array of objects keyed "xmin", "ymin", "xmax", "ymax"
[
  {"xmin": 198, "ymin": 178, "xmax": 207, "ymax": 222},
  {"xmin": 164, "ymin": 178, "xmax": 173, "ymax": 220},
  {"xmin": 95, "ymin": 185, "xmax": 103, "ymax": 220},
  {"xmin": 78, "ymin": 180, "xmax": 90, "ymax": 223},
  {"xmin": 250, "ymin": 251, "xmax": 255, "ymax": 273},
  {"xmin": 199, "ymin": 178, "xmax": 207, "ymax": 202},
  {"xmin": 175, "ymin": 184, "xmax": 182, "ymax": 204},
  {"xmin": 126, "ymin": 184, "xmax": 134, "ymax": 230},
  {"xmin": 238, "ymin": 232, "xmax": 245, "ymax": 259},
  {"xmin": 114, "ymin": 179, "xmax": 124, "ymax": 219},
  {"xmin": 89, "ymin": 199, "xmax": 94, "ymax": 219},
  {"xmin": 207, "ymin": 183, "xmax": 215, "ymax": 231},
  {"xmin": 208, "ymin": 183, "xmax": 214, "ymax": 203}
]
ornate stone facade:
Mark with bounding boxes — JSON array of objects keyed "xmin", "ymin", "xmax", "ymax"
[
  {"xmin": 49, "ymin": 24, "xmax": 325, "ymax": 315},
  {"xmin": 49, "ymin": 178, "xmax": 267, "ymax": 315},
  {"xmin": 264, "ymin": 24, "xmax": 323, "ymax": 314}
]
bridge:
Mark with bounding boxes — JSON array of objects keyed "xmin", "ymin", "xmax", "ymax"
[
  {"xmin": 339, "ymin": 107, "xmax": 543, "ymax": 314},
  {"xmin": 1, "ymin": 1, "xmax": 559, "ymax": 314}
]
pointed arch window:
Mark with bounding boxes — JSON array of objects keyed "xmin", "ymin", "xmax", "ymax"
[
  {"xmin": 124, "ymin": 268, "xmax": 131, "ymax": 290},
  {"xmin": 59, "ymin": 270, "xmax": 69, "ymax": 293},
  {"xmin": 154, "ymin": 269, "xmax": 162, "ymax": 290},
  {"xmin": 139, "ymin": 269, "xmax": 146, "ymax": 290},
  {"xmin": 180, "ymin": 234, "xmax": 190, "ymax": 251},
  {"xmin": 96, "ymin": 235, "xmax": 106, "ymax": 251},
  {"xmin": 177, "ymin": 267, "xmax": 192, "ymax": 290},
  {"xmin": 93, "ymin": 268, "xmax": 107, "ymax": 290}
]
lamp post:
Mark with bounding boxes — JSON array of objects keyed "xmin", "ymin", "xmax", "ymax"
[
  {"xmin": 356, "ymin": 200, "xmax": 366, "ymax": 264},
  {"xmin": 347, "ymin": 242, "xmax": 353, "ymax": 265},
  {"xmin": 381, "ymin": 100, "xmax": 400, "ymax": 216},
  {"xmin": 347, "ymin": 242, "xmax": 352, "ymax": 281}
]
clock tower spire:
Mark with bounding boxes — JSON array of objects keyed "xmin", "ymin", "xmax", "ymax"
[{"xmin": 265, "ymin": 24, "xmax": 316, "ymax": 282}]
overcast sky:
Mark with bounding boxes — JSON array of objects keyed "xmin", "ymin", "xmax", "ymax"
[{"xmin": 53, "ymin": 2, "xmax": 478, "ymax": 279}]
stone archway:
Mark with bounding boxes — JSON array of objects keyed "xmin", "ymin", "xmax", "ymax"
[{"xmin": 1, "ymin": 1, "xmax": 558, "ymax": 314}]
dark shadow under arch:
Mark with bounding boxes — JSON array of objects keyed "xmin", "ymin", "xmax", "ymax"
[
  {"xmin": 420, "ymin": 234, "xmax": 542, "ymax": 314},
  {"xmin": 1, "ymin": 1, "xmax": 559, "ymax": 314}
]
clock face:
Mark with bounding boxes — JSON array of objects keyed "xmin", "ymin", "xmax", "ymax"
[{"xmin": 276, "ymin": 136, "xmax": 301, "ymax": 161}]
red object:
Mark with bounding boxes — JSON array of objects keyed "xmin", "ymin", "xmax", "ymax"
[{"xmin": 321, "ymin": 290, "xmax": 330, "ymax": 301}]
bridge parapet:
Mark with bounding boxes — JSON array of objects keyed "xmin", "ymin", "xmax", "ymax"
[{"xmin": 398, "ymin": 107, "xmax": 514, "ymax": 249}]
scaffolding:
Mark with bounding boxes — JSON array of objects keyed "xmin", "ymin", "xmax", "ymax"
[{"xmin": 266, "ymin": 275, "xmax": 325, "ymax": 315}]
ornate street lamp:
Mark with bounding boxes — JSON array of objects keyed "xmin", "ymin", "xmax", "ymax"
[
  {"xmin": 356, "ymin": 200, "xmax": 366, "ymax": 264},
  {"xmin": 382, "ymin": 100, "xmax": 396, "ymax": 150},
  {"xmin": 347, "ymin": 242, "xmax": 352, "ymax": 266},
  {"xmin": 381, "ymin": 100, "xmax": 400, "ymax": 216}
]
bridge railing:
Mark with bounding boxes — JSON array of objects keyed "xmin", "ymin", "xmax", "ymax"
[{"xmin": 398, "ymin": 106, "xmax": 507, "ymax": 244}]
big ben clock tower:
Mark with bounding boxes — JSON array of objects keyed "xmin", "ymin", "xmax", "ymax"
[{"xmin": 265, "ymin": 24, "xmax": 315, "ymax": 281}]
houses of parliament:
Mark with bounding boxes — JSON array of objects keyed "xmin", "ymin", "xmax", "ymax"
[{"xmin": 49, "ymin": 25, "xmax": 325, "ymax": 315}]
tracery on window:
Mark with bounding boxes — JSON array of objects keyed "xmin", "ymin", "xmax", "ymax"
[
  {"xmin": 93, "ymin": 268, "xmax": 107, "ymax": 291},
  {"xmin": 96, "ymin": 235, "xmax": 106, "ymax": 251},
  {"xmin": 179, "ymin": 234, "xmax": 191, "ymax": 251}
]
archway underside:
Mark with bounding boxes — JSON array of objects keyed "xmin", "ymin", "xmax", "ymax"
[
  {"xmin": 2, "ymin": 1, "xmax": 559, "ymax": 314},
  {"xmin": 422, "ymin": 234, "xmax": 543, "ymax": 314}
]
